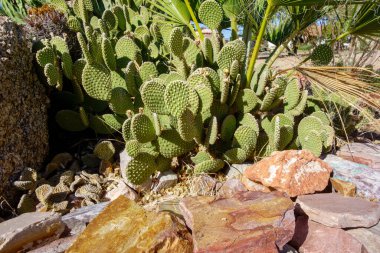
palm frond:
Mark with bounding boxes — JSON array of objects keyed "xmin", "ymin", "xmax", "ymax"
[
  {"xmin": 294, "ymin": 66, "xmax": 380, "ymax": 131},
  {"xmin": 268, "ymin": 0, "xmax": 376, "ymax": 6}
]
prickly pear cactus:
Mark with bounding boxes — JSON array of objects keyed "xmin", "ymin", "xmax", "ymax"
[{"xmin": 34, "ymin": 0, "xmax": 337, "ymax": 185}]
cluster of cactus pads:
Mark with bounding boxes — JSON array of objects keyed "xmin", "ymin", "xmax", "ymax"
[{"xmin": 35, "ymin": 0, "xmax": 336, "ymax": 185}]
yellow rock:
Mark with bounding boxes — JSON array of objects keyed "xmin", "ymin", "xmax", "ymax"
[
  {"xmin": 331, "ymin": 178, "xmax": 356, "ymax": 197},
  {"xmin": 66, "ymin": 196, "xmax": 193, "ymax": 253}
]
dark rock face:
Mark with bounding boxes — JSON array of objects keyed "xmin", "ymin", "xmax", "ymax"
[{"xmin": 0, "ymin": 17, "xmax": 49, "ymax": 199}]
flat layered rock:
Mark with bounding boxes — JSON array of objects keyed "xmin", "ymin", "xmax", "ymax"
[
  {"xmin": 244, "ymin": 150, "xmax": 332, "ymax": 197},
  {"xmin": 337, "ymin": 143, "xmax": 380, "ymax": 170},
  {"xmin": 296, "ymin": 193, "xmax": 380, "ymax": 228},
  {"xmin": 62, "ymin": 201, "xmax": 109, "ymax": 235},
  {"xmin": 0, "ymin": 212, "xmax": 64, "ymax": 253},
  {"xmin": 290, "ymin": 216, "xmax": 367, "ymax": 253},
  {"xmin": 324, "ymin": 155, "xmax": 380, "ymax": 201},
  {"xmin": 179, "ymin": 191, "xmax": 295, "ymax": 253},
  {"xmin": 66, "ymin": 196, "xmax": 193, "ymax": 253},
  {"xmin": 346, "ymin": 222, "xmax": 380, "ymax": 253}
]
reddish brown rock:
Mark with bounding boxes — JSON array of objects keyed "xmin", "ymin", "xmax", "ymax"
[
  {"xmin": 217, "ymin": 178, "xmax": 247, "ymax": 198},
  {"xmin": 66, "ymin": 196, "xmax": 193, "ymax": 253},
  {"xmin": 296, "ymin": 193, "xmax": 380, "ymax": 228},
  {"xmin": 290, "ymin": 216, "xmax": 367, "ymax": 253},
  {"xmin": 337, "ymin": 143, "xmax": 380, "ymax": 170},
  {"xmin": 244, "ymin": 150, "xmax": 332, "ymax": 197},
  {"xmin": 179, "ymin": 191, "xmax": 295, "ymax": 253}
]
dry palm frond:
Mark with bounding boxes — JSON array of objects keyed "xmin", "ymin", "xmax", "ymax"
[{"xmin": 294, "ymin": 66, "xmax": 380, "ymax": 131}]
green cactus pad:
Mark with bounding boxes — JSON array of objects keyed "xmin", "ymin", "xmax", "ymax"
[
  {"xmin": 238, "ymin": 113, "xmax": 260, "ymax": 136},
  {"xmin": 82, "ymin": 63, "xmax": 112, "ymax": 101},
  {"xmin": 122, "ymin": 118, "xmax": 132, "ymax": 142},
  {"xmin": 198, "ymin": 0, "xmax": 223, "ymax": 30},
  {"xmin": 141, "ymin": 80, "xmax": 168, "ymax": 115},
  {"xmin": 300, "ymin": 130, "xmax": 323, "ymax": 157},
  {"xmin": 165, "ymin": 72, "xmax": 185, "ymax": 83},
  {"xmin": 229, "ymin": 60, "xmax": 240, "ymax": 80},
  {"xmin": 232, "ymin": 126, "xmax": 257, "ymax": 154},
  {"xmin": 298, "ymin": 116, "xmax": 324, "ymax": 141},
  {"xmin": 115, "ymin": 37, "xmax": 139, "ymax": 65},
  {"xmin": 260, "ymin": 86, "xmax": 279, "ymax": 111},
  {"xmin": 311, "ymin": 44, "xmax": 334, "ymax": 66},
  {"xmin": 203, "ymin": 37, "xmax": 214, "ymax": 63},
  {"xmin": 131, "ymin": 113, "xmax": 156, "ymax": 143},
  {"xmin": 90, "ymin": 114, "xmax": 124, "ymax": 134},
  {"xmin": 44, "ymin": 63, "xmax": 61, "ymax": 87},
  {"xmin": 235, "ymin": 89, "xmax": 259, "ymax": 113},
  {"xmin": 139, "ymin": 62, "xmax": 158, "ymax": 83},
  {"xmin": 253, "ymin": 64, "xmax": 269, "ymax": 96},
  {"xmin": 36, "ymin": 46, "xmax": 55, "ymax": 68},
  {"xmin": 178, "ymin": 109, "xmax": 196, "ymax": 142},
  {"xmin": 125, "ymin": 140, "xmax": 141, "ymax": 158},
  {"xmin": 187, "ymin": 73, "xmax": 212, "ymax": 88},
  {"xmin": 56, "ymin": 110, "xmax": 88, "ymax": 132},
  {"xmin": 156, "ymin": 156, "xmax": 172, "ymax": 172},
  {"xmin": 221, "ymin": 115, "xmax": 237, "ymax": 142},
  {"xmin": 284, "ymin": 78, "xmax": 300, "ymax": 110},
  {"xmin": 112, "ymin": 5, "xmax": 126, "ymax": 30},
  {"xmin": 191, "ymin": 151, "xmax": 212, "ymax": 165},
  {"xmin": 109, "ymin": 87, "xmax": 133, "ymax": 115},
  {"xmin": 125, "ymin": 61, "xmax": 140, "ymax": 96},
  {"xmin": 205, "ymin": 116, "xmax": 218, "ymax": 146},
  {"xmin": 195, "ymin": 84, "xmax": 214, "ymax": 113},
  {"xmin": 230, "ymin": 39, "xmax": 246, "ymax": 62},
  {"xmin": 288, "ymin": 90, "xmax": 308, "ymax": 116},
  {"xmin": 101, "ymin": 36, "xmax": 116, "ymax": 71},
  {"xmin": 94, "ymin": 141, "xmax": 115, "ymax": 161},
  {"xmin": 164, "ymin": 80, "xmax": 189, "ymax": 117},
  {"xmin": 194, "ymin": 159, "xmax": 225, "ymax": 174},
  {"xmin": 183, "ymin": 37, "xmax": 202, "ymax": 66},
  {"xmin": 126, "ymin": 154, "xmax": 156, "ymax": 185},
  {"xmin": 194, "ymin": 67, "xmax": 220, "ymax": 93},
  {"xmin": 157, "ymin": 130, "xmax": 195, "ymax": 158},
  {"xmin": 217, "ymin": 43, "xmax": 239, "ymax": 71},
  {"xmin": 223, "ymin": 148, "xmax": 248, "ymax": 164},
  {"xmin": 228, "ymin": 74, "xmax": 241, "ymax": 106},
  {"xmin": 311, "ymin": 111, "xmax": 330, "ymax": 125},
  {"xmin": 68, "ymin": 16, "xmax": 82, "ymax": 32},
  {"xmin": 102, "ymin": 9, "xmax": 118, "ymax": 30},
  {"xmin": 169, "ymin": 27, "xmax": 183, "ymax": 58}
]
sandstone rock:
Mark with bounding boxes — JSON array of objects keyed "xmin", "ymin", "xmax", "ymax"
[
  {"xmin": 67, "ymin": 196, "xmax": 193, "ymax": 253},
  {"xmin": 324, "ymin": 155, "xmax": 380, "ymax": 201},
  {"xmin": 296, "ymin": 193, "xmax": 380, "ymax": 228},
  {"xmin": 244, "ymin": 150, "xmax": 332, "ymax": 197},
  {"xmin": 28, "ymin": 236, "xmax": 77, "ymax": 253},
  {"xmin": 104, "ymin": 180, "xmax": 138, "ymax": 201},
  {"xmin": 0, "ymin": 212, "xmax": 64, "ymax": 253},
  {"xmin": 337, "ymin": 143, "xmax": 380, "ymax": 170},
  {"xmin": 225, "ymin": 163, "xmax": 250, "ymax": 179},
  {"xmin": 62, "ymin": 201, "xmax": 109, "ymax": 235},
  {"xmin": 331, "ymin": 178, "xmax": 356, "ymax": 197},
  {"xmin": 347, "ymin": 222, "xmax": 380, "ymax": 253},
  {"xmin": 179, "ymin": 191, "xmax": 295, "ymax": 253},
  {"xmin": 241, "ymin": 175, "xmax": 271, "ymax": 192},
  {"xmin": 217, "ymin": 178, "xmax": 247, "ymax": 198},
  {"xmin": 153, "ymin": 170, "xmax": 178, "ymax": 192},
  {"xmin": 290, "ymin": 216, "xmax": 367, "ymax": 253}
]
